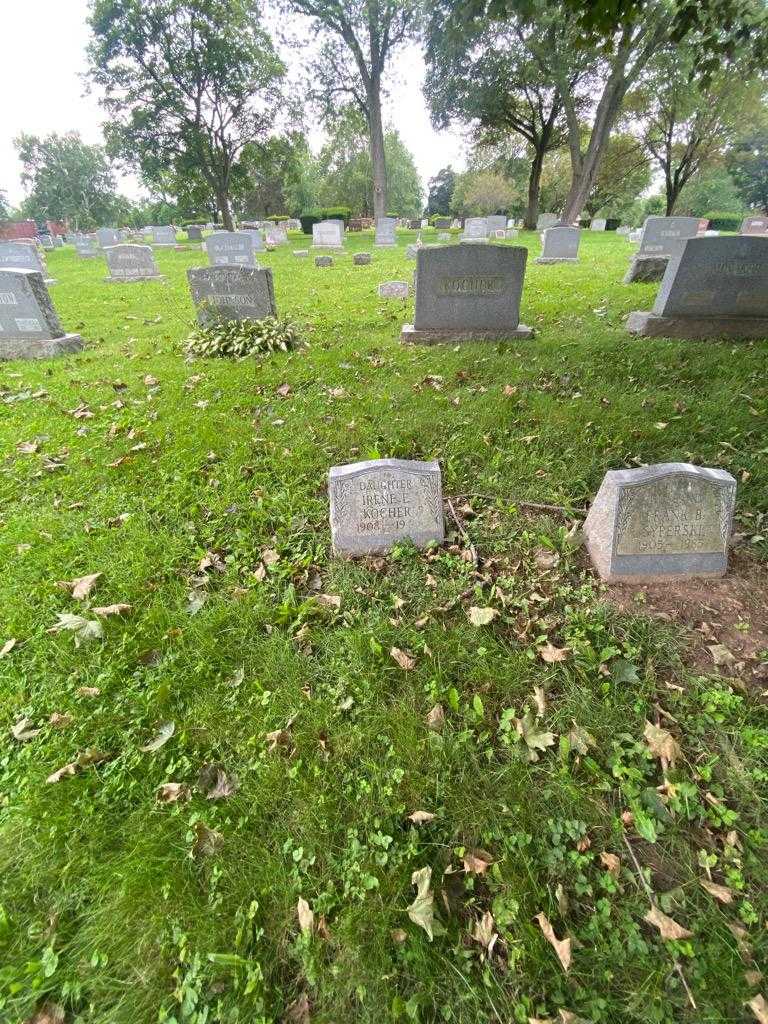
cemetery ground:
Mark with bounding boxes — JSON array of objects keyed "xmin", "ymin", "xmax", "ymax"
[{"xmin": 1, "ymin": 230, "xmax": 767, "ymax": 1024}]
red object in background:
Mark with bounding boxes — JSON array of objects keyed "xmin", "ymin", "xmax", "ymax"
[{"xmin": 0, "ymin": 219, "xmax": 67, "ymax": 240}]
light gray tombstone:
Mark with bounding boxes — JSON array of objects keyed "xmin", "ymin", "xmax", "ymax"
[
  {"xmin": 75, "ymin": 235, "xmax": 98, "ymax": 259},
  {"xmin": 628, "ymin": 229, "xmax": 642, "ymax": 244},
  {"xmin": 293, "ymin": 249, "xmax": 309, "ymax": 257},
  {"xmin": 616, "ymin": 226, "xmax": 631, "ymax": 236},
  {"xmin": 312, "ymin": 220, "xmax": 344, "ymax": 249},
  {"xmin": 487, "ymin": 215, "xmax": 507, "ymax": 235},
  {"xmin": 437, "ymin": 232, "xmax": 451, "ymax": 242},
  {"xmin": 315, "ymin": 255, "xmax": 333, "ymax": 267},
  {"xmin": 187, "ymin": 226, "xmax": 203, "ymax": 242},
  {"xmin": 405, "ymin": 243, "xmax": 420, "ymax": 260},
  {"xmin": 740, "ymin": 216, "xmax": 768, "ymax": 236},
  {"xmin": 536, "ymin": 226, "xmax": 581, "ymax": 263},
  {"xmin": 329, "ymin": 458, "xmax": 444, "ymax": 555},
  {"xmin": 0, "ymin": 269, "xmax": 82, "ymax": 359},
  {"xmin": 627, "ymin": 235, "xmax": 768, "ymax": 339},
  {"xmin": 151, "ymin": 225, "xmax": 177, "ymax": 247},
  {"xmin": 242, "ymin": 228, "xmax": 265, "ymax": 252},
  {"xmin": 374, "ymin": 217, "xmax": 397, "ymax": 247},
  {"xmin": 402, "ymin": 244, "xmax": 532, "ymax": 343},
  {"xmin": 354, "ymin": 252, "xmax": 371, "ymax": 265},
  {"xmin": 506, "ymin": 228, "xmax": 519, "ymax": 239},
  {"xmin": 590, "ymin": 218, "xmax": 607, "ymax": 231},
  {"xmin": 451, "ymin": 219, "xmax": 461, "ymax": 229},
  {"xmin": 461, "ymin": 217, "xmax": 489, "ymax": 244},
  {"xmin": 584, "ymin": 463, "xmax": 736, "ymax": 582},
  {"xmin": 104, "ymin": 244, "xmax": 163, "ymax": 283},
  {"xmin": 378, "ymin": 281, "xmax": 409, "ymax": 299},
  {"xmin": 40, "ymin": 235, "xmax": 55, "ymax": 251},
  {"xmin": 0, "ymin": 241, "xmax": 54, "ymax": 283},
  {"xmin": 97, "ymin": 227, "xmax": 119, "ymax": 248},
  {"xmin": 625, "ymin": 215, "xmax": 707, "ymax": 283},
  {"xmin": 205, "ymin": 231, "xmax": 256, "ymax": 268},
  {"xmin": 265, "ymin": 223, "xmax": 288, "ymax": 246},
  {"xmin": 53, "ymin": 235, "xmax": 64, "ymax": 248},
  {"xmin": 537, "ymin": 213, "xmax": 559, "ymax": 230},
  {"xmin": 187, "ymin": 265, "xmax": 275, "ymax": 326},
  {"xmin": 420, "ymin": 218, "xmax": 429, "ymax": 229},
  {"xmin": 286, "ymin": 219, "xmax": 301, "ymax": 231}
]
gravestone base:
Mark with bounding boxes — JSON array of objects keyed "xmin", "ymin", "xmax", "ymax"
[
  {"xmin": 535, "ymin": 256, "xmax": 578, "ymax": 264},
  {"xmin": 401, "ymin": 323, "xmax": 534, "ymax": 344},
  {"xmin": 459, "ymin": 238, "xmax": 489, "ymax": 245},
  {"xmin": 627, "ymin": 311, "xmax": 768, "ymax": 340},
  {"xmin": 0, "ymin": 333, "xmax": 83, "ymax": 361},
  {"xmin": 623, "ymin": 255, "xmax": 669, "ymax": 284},
  {"xmin": 105, "ymin": 275, "xmax": 165, "ymax": 284}
]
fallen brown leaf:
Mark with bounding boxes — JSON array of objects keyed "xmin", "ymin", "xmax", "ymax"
[
  {"xmin": 93, "ymin": 603, "xmax": 132, "ymax": 617},
  {"xmin": 297, "ymin": 897, "xmax": 314, "ymax": 934},
  {"xmin": 747, "ymin": 994, "xmax": 768, "ymax": 1024},
  {"xmin": 599, "ymin": 852, "xmax": 621, "ymax": 878},
  {"xmin": 197, "ymin": 763, "xmax": 238, "ymax": 799},
  {"xmin": 407, "ymin": 810, "xmax": 435, "ymax": 825},
  {"xmin": 643, "ymin": 905, "xmax": 692, "ymax": 940},
  {"xmin": 426, "ymin": 703, "xmax": 445, "ymax": 731},
  {"xmin": 0, "ymin": 638, "xmax": 16, "ymax": 658},
  {"xmin": 463, "ymin": 848, "xmax": 494, "ymax": 875},
  {"xmin": 390, "ymin": 646, "xmax": 416, "ymax": 670},
  {"xmin": 643, "ymin": 721, "xmax": 681, "ymax": 766},
  {"xmin": 699, "ymin": 878, "xmax": 733, "ymax": 904},
  {"xmin": 156, "ymin": 782, "xmax": 191, "ymax": 803},
  {"xmin": 285, "ymin": 992, "xmax": 311, "ymax": 1024},
  {"xmin": 538, "ymin": 642, "xmax": 569, "ymax": 664},
  {"xmin": 57, "ymin": 572, "xmax": 102, "ymax": 600},
  {"xmin": 535, "ymin": 912, "xmax": 571, "ymax": 972}
]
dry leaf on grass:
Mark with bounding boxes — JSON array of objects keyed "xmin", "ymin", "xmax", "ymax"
[
  {"xmin": 47, "ymin": 613, "xmax": 103, "ymax": 646},
  {"xmin": 156, "ymin": 782, "xmax": 191, "ymax": 804},
  {"xmin": 643, "ymin": 721, "xmax": 681, "ymax": 766},
  {"xmin": 93, "ymin": 603, "xmax": 132, "ymax": 617},
  {"xmin": 407, "ymin": 810, "xmax": 435, "ymax": 825},
  {"xmin": 535, "ymin": 912, "xmax": 571, "ymax": 972},
  {"xmin": 56, "ymin": 572, "xmax": 102, "ymax": 600},
  {"xmin": 407, "ymin": 866, "xmax": 435, "ymax": 940},
  {"xmin": 26, "ymin": 1004, "xmax": 65, "ymax": 1024},
  {"xmin": 426, "ymin": 704, "xmax": 445, "ymax": 731},
  {"xmin": 297, "ymin": 897, "xmax": 314, "ymax": 935},
  {"xmin": 643, "ymin": 905, "xmax": 692, "ymax": 940},
  {"xmin": 197, "ymin": 763, "xmax": 238, "ymax": 799},
  {"xmin": 599, "ymin": 852, "xmax": 621, "ymax": 878},
  {"xmin": 463, "ymin": 848, "xmax": 494, "ymax": 875},
  {"xmin": 515, "ymin": 711, "xmax": 556, "ymax": 761},
  {"xmin": 316, "ymin": 593, "xmax": 341, "ymax": 610},
  {"xmin": 390, "ymin": 647, "xmax": 416, "ymax": 670},
  {"xmin": 534, "ymin": 547, "xmax": 561, "ymax": 570},
  {"xmin": 566, "ymin": 721, "xmax": 595, "ymax": 755},
  {"xmin": 285, "ymin": 992, "xmax": 311, "ymax": 1023},
  {"xmin": 468, "ymin": 606, "xmax": 499, "ymax": 626},
  {"xmin": 76, "ymin": 686, "xmax": 101, "ymax": 698},
  {"xmin": 140, "ymin": 721, "xmax": 175, "ymax": 753},
  {"xmin": 539, "ymin": 642, "xmax": 569, "ymax": 664},
  {"xmin": 46, "ymin": 748, "xmax": 110, "ymax": 784},
  {"xmin": 11, "ymin": 717, "xmax": 41, "ymax": 742},
  {"xmin": 471, "ymin": 910, "xmax": 498, "ymax": 953},
  {"xmin": 708, "ymin": 643, "xmax": 736, "ymax": 667},
  {"xmin": 0, "ymin": 638, "xmax": 17, "ymax": 658},
  {"xmin": 191, "ymin": 821, "xmax": 222, "ymax": 858},
  {"xmin": 532, "ymin": 685, "xmax": 546, "ymax": 717},
  {"xmin": 747, "ymin": 995, "xmax": 768, "ymax": 1024},
  {"xmin": 699, "ymin": 878, "xmax": 733, "ymax": 904}
]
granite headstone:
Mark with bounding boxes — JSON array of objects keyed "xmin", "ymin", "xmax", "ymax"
[
  {"xmin": 0, "ymin": 241, "xmax": 53, "ymax": 283},
  {"xmin": 741, "ymin": 216, "xmax": 768, "ymax": 236},
  {"xmin": 152, "ymin": 225, "xmax": 177, "ymax": 247},
  {"xmin": 97, "ymin": 228, "xmax": 119, "ymax": 248},
  {"xmin": 104, "ymin": 244, "xmax": 163, "ymax": 282},
  {"xmin": 374, "ymin": 217, "xmax": 397, "ymax": 247},
  {"xmin": 312, "ymin": 220, "xmax": 344, "ymax": 249},
  {"xmin": 461, "ymin": 217, "xmax": 489, "ymax": 244},
  {"xmin": 378, "ymin": 281, "xmax": 409, "ymax": 298},
  {"xmin": 205, "ymin": 231, "xmax": 257, "ymax": 268},
  {"xmin": 0, "ymin": 269, "xmax": 82, "ymax": 359},
  {"xmin": 536, "ymin": 226, "xmax": 580, "ymax": 263},
  {"xmin": 187, "ymin": 265, "xmax": 275, "ymax": 326}
]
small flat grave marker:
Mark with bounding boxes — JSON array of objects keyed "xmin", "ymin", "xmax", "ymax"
[
  {"xmin": 584, "ymin": 462, "xmax": 736, "ymax": 582},
  {"xmin": 187, "ymin": 265, "xmax": 275, "ymax": 326},
  {"xmin": 104, "ymin": 244, "xmax": 163, "ymax": 283},
  {"xmin": 293, "ymin": 249, "xmax": 309, "ymax": 257},
  {"xmin": 402, "ymin": 244, "xmax": 533, "ymax": 343},
  {"xmin": 0, "ymin": 268, "xmax": 82, "ymax": 359},
  {"xmin": 378, "ymin": 280, "xmax": 409, "ymax": 298},
  {"xmin": 315, "ymin": 255, "xmax": 333, "ymax": 267},
  {"xmin": 627, "ymin": 235, "xmax": 768, "ymax": 338},
  {"xmin": 329, "ymin": 458, "xmax": 444, "ymax": 555},
  {"xmin": 354, "ymin": 252, "xmax": 371, "ymax": 265},
  {"xmin": 205, "ymin": 231, "xmax": 256, "ymax": 268}
]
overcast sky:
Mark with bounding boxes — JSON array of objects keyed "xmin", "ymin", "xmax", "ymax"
[{"xmin": 1, "ymin": 0, "xmax": 467, "ymax": 207}]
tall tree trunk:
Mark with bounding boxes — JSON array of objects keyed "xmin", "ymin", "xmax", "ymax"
[
  {"xmin": 217, "ymin": 188, "xmax": 234, "ymax": 231},
  {"xmin": 524, "ymin": 146, "xmax": 546, "ymax": 229},
  {"xmin": 368, "ymin": 76, "xmax": 387, "ymax": 220}
]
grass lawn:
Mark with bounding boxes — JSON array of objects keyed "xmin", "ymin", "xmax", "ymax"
[{"xmin": 1, "ymin": 229, "xmax": 767, "ymax": 1024}]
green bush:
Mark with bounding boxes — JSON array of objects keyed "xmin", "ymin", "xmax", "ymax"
[
  {"xmin": 385, "ymin": 211, "xmax": 399, "ymax": 219},
  {"xmin": 264, "ymin": 215, "xmax": 289, "ymax": 223},
  {"xmin": 703, "ymin": 211, "xmax": 743, "ymax": 231},
  {"xmin": 430, "ymin": 214, "xmax": 452, "ymax": 227},
  {"xmin": 299, "ymin": 207, "xmax": 352, "ymax": 233},
  {"xmin": 185, "ymin": 317, "xmax": 302, "ymax": 359},
  {"xmin": 180, "ymin": 217, "xmax": 207, "ymax": 227}
]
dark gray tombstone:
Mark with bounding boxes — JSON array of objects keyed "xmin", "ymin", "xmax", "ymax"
[
  {"xmin": 536, "ymin": 226, "xmax": 580, "ymax": 263},
  {"xmin": 187, "ymin": 265, "xmax": 275, "ymax": 326},
  {"xmin": 627, "ymin": 235, "xmax": 768, "ymax": 338},
  {"xmin": 537, "ymin": 213, "xmax": 559, "ymax": 230},
  {"xmin": 378, "ymin": 281, "xmax": 409, "ymax": 298},
  {"xmin": 487, "ymin": 215, "xmax": 507, "ymax": 235},
  {"xmin": 0, "ymin": 269, "xmax": 83, "ymax": 359},
  {"xmin": 354, "ymin": 252, "xmax": 372, "ymax": 265},
  {"xmin": 312, "ymin": 220, "xmax": 344, "ymax": 248},
  {"xmin": 97, "ymin": 227, "xmax": 119, "ymax": 248},
  {"xmin": 374, "ymin": 217, "xmax": 397, "ymax": 247},
  {"xmin": 205, "ymin": 231, "xmax": 256, "ymax": 268},
  {"xmin": 741, "ymin": 216, "xmax": 768, "ymax": 236},
  {"xmin": 584, "ymin": 463, "xmax": 736, "ymax": 582},
  {"xmin": 187, "ymin": 226, "xmax": 203, "ymax": 242},
  {"xmin": 329, "ymin": 458, "xmax": 444, "ymax": 555},
  {"xmin": 315, "ymin": 255, "xmax": 333, "ymax": 267},
  {"xmin": 461, "ymin": 217, "xmax": 489, "ymax": 244},
  {"xmin": 104, "ymin": 244, "xmax": 163, "ymax": 282},
  {"xmin": 152, "ymin": 225, "xmax": 177, "ymax": 247},
  {"xmin": 0, "ymin": 241, "xmax": 54, "ymax": 283},
  {"xmin": 401, "ymin": 244, "xmax": 532, "ymax": 343}
]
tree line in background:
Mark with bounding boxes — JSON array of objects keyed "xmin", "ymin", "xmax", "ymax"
[{"xmin": 2, "ymin": 0, "xmax": 767, "ymax": 230}]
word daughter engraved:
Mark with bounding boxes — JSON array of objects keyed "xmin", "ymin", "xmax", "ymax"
[
  {"xmin": 329, "ymin": 459, "xmax": 444, "ymax": 555},
  {"xmin": 584, "ymin": 463, "xmax": 736, "ymax": 582}
]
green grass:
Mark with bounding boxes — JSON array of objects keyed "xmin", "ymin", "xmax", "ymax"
[{"xmin": 1, "ymin": 230, "xmax": 767, "ymax": 1024}]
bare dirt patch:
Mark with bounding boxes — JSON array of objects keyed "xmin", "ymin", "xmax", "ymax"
[{"xmin": 599, "ymin": 548, "xmax": 768, "ymax": 687}]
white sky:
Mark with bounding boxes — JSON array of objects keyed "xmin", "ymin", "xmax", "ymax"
[{"xmin": 0, "ymin": 1, "xmax": 467, "ymax": 207}]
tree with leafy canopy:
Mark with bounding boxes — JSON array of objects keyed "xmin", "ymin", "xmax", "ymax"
[
  {"xmin": 281, "ymin": 0, "xmax": 420, "ymax": 219},
  {"xmin": 424, "ymin": 7, "xmax": 587, "ymax": 228},
  {"xmin": 14, "ymin": 132, "xmax": 119, "ymax": 230},
  {"xmin": 584, "ymin": 133, "xmax": 650, "ymax": 217},
  {"xmin": 676, "ymin": 166, "xmax": 744, "ymax": 216},
  {"xmin": 234, "ymin": 134, "xmax": 320, "ymax": 218},
  {"xmin": 426, "ymin": 167, "xmax": 456, "ymax": 216},
  {"xmin": 87, "ymin": 0, "xmax": 286, "ymax": 231},
  {"xmin": 427, "ymin": 0, "xmax": 766, "ymax": 224},
  {"xmin": 626, "ymin": 51, "xmax": 764, "ymax": 215},
  {"xmin": 315, "ymin": 106, "xmax": 422, "ymax": 215},
  {"xmin": 728, "ymin": 126, "xmax": 768, "ymax": 214},
  {"xmin": 0, "ymin": 189, "xmax": 10, "ymax": 221},
  {"xmin": 449, "ymin": 169, "xmax": 520, "ymax": 217}
]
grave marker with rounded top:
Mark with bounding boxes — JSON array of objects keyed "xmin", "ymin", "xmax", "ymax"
[
  {"xmin": 401, "ymin": 244, "xmax": 533, "ymax": 343},
  {"xmin": 74, "ymin": 234, "xmax": 98, "ymax": 258},
  {"xmin": 590, "ymin": 218, "xmax": 607, "ymax": 231},
  {"xmin": 536, "ymin": 226, "xmax": 580, "ymax": 263},
  {"xmin": 0, "ymin": 241, "xmax": 54, "ymax": 284},
  {"xmin": 151, "ymin": 225, "xmax": 177, "ymax": 247},
  {"xmin": 205, "ymin": 231, "xmax": 257, "ymax": 268},
  {"xmin": 312, "ymin": 220, "xmax": 344, "ymax": 249},
  {"xmin": 329, "ymin": 458, "xmax": 444, "ymax": 555},
  {"xmin": 186, "ymin": 226, "xmax": 203, "ymax": 241},
  {"xmin": 374, "ymin": 216, "xmax": 397, "ymax": 247},
  {"xmin": 0, "ymin": 269, "xmax": 83, "ymax": 360},
  {"xmin": 104, "ymin": 244, "xmax": 163, "ymax": 283},
  {"xmin": 187, "ymin": 265, "xmax": 275, "ymax": 326},
  {"xmin": 584, "ymin": 462, "xmax": 736, "ymax": 582},
  {"xmin": 627, "ymin": 235, "xmax": 768, "ymax": 339}
]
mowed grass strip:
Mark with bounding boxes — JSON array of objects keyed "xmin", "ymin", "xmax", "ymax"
[{"xmin": 0, "ymin": 231, "xmax": 766, "ymax": 1024}]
